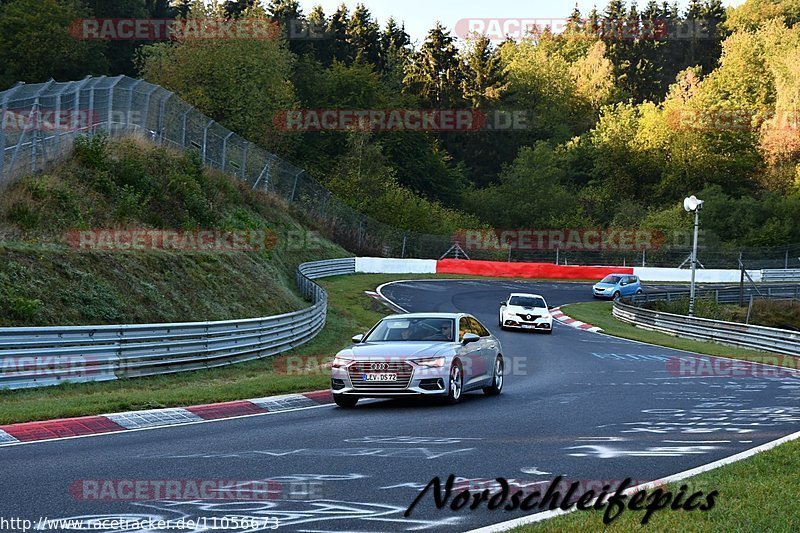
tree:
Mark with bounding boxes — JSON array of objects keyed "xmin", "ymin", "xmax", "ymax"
[
  {"xmin": 570, "ymin": 40, "xmax": 619, "ymax": 115},
  {"xmin": 325, "ymin": 3, "xmax": 354, "ymax": 65},
  {"xmin": 146, "ymin": 0, "xmax": 175, "ymax": 18},
  {"xmin": 85, "ymin": 0, "xmax": 150, "ymax": 76},
  {"xmin": 379, "ymin": 18, "xmax": 411, "ymax": 90},
  {"xmin": 0, "ymin": 0, "xmax": 108, "ymax": 88},
  {"xmin": 224, "ymin": 0, "xmax": 257, "ymax": 19},
  {"xmin": 347, "ymin": 4, "xmax": 381, "ymax": 67},
  {"xmin": 725, "ymin": 0, "xmax": 800, "ymax": 33},
  {"xmin": 172, "ymin": 0, "xmax": 192, "ymax": 18},
  {"xmin": 404, "ymin": 23, "xmax": 463, "ymax": 107},
  {"xmin": 138, "ymin": 9, "xmax": 297, "ymax": 155},
  {"xmin": 462, "ymin": 142, "xmax": 583, "ymax": 228},
  {"xmin": 460, "ymin": 36, "xmax": 506, "ymax": 108}
]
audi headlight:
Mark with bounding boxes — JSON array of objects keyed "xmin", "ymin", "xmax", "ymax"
[
  {"xmin": 413, "ymin": 356, "xmax": 446, "ymax": 368},
  {"xmin": 331, "ymin": 356, "xmax": 353, "ymax": 369}
]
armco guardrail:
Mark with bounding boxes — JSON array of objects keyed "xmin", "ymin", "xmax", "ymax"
[
  {"xmin": 762, "ymin": 269, "xmax": 800, "ymax": 282},
  {"xmin": 631, "ymin": 284, "xmax": 800, "ymax": 305},
  {"xmin": 0, "ymin": 258, "xmax": 355, "ymax": 390},
  {"xmin": 613, "ymin": 300, "xmax": 800, "ymax": 356}
]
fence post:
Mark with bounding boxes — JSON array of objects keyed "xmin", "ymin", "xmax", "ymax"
[
  {"xmin": 0, "ymin": 81, "xmax": 27, "ymax": 179},
  {"xmin": 140, "ymin": 82, "xmax": 159, "ymax": 136},
  {"xmin": 0, "ymin": 117, "xmax": 4, "ymax": 181},
  {"xmin": 240, "ymin": 141, "xmax": 249, "ymax": 180},
  {"xmin": 88, "ymin": 79, "xmax": 97, "ymax": 133},
  {"xmin": 290, "ymin": 170, "xmax": 301, "ymax": 201},
  {"xmin": 8, "ymin": 82, "xmax": 53, "ymax": 176},
  {"xmin": 252, "ymin": 160, "xmax": 270, "ymax": 190},
  {"xmin": 53, "ymin": 87, "xmax": 63, "ymax": 156},
  {"xmin": 0, "ymin": 86, "xmax": 9, "ymax": 179},
  {"xmin": 106, "ymin": 75, "xmax": 124, "ymax": 135},
  {"xmin": 221, "ymin": 131, "xmax": 233, "ymax": 170},
  {"xmin": 202, "ymin": 119, "xmax": 213, "ymax": 164},
  {"xmin": 157, "ymin": 90, "xmax": 173, "ymax": 144},
  {"xmin": 125, "ymin": 80, "xmax": 143, "ymax": 134},
  {"xmin": 180, "ymin": 107, "xmax": 191, "ymax": 148}
]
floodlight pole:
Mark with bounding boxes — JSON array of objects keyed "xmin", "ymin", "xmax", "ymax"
[{"xmin": 688, "ymin": 207, "xmax": 700, "ymax": 317}]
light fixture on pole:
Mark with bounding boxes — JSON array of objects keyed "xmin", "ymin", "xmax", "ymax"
[{"xmin": 683, "ymin": 195, "xmax": 704, "ymax": 316}]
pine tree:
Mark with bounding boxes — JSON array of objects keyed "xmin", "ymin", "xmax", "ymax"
[
  {"xmin": 347, "ymin": 4, "xmax": 381, "ymax": 67},
  {"xmin": 172, "ymin": 0, "xmax": 192, "ymax": 18},
  {"xmin": 223, "ymin": 0, "xmax": 257, "ymax": 19},
  {"xmin": 326, "ymin": 3, "xmax": 354, "ymax": 64},
  {"xmin": 460, "ymin": 36, "xmax": 506, "ymax": 108},
  {"xmin": 404, "ymin": 23, "xmax": 463, "ymax": 107},
  {"xmin": 380, "ymin": 18, "xmax": 411, "ymax": 89}
]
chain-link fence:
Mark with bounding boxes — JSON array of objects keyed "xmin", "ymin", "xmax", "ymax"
[{"xmin": 2, "ymin": 75, "xmax": 799, "ymax": 268}]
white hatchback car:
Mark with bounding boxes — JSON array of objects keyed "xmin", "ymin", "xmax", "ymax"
[{"xmin": 499, "ymin": 293, "xmax": 553, "ymax": 333}]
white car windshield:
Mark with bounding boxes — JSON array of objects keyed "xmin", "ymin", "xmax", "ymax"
[
  {"xmin": 364, "ymin": 318, "xmax": 456, "ymax": 342},
  {"xmin": 508, "ymin": 296, "xmax": 546, "ymax": 308}
]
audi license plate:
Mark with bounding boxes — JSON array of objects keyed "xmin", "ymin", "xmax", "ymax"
[{"xmin": 363, "ymin": 373, "xmax": 398, "ymax": 382}]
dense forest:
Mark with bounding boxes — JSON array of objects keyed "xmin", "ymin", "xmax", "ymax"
[{"xmin": 2, "ymin": 0, "xmax": 800, "ymax": 249}]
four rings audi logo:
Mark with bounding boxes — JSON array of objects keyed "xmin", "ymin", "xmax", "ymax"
[{"xmin": 370, "ymin": 362, "xmax": 389, "ymax": 371}]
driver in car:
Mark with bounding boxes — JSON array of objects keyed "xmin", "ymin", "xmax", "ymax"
[{"xmin": 426, "ymin": 321, "xmax": 453, "ymax": 341}]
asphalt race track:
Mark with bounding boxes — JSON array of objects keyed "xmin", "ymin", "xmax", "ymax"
[{"xmin": 2, "ymin": 280, "xmax": 799, "ymax": 532}]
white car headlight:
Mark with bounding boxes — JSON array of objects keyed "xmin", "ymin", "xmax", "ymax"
[
  {"xmin": 331, "ymin": 356, "xmax": 353, "ymax": 369},
  {"xmin": 413, "ymin": 356, "xmax": 446, "ymax": 368}
]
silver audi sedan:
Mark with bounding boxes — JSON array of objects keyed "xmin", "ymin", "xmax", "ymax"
[{"xmin": 330, "ymin": 313, "xmax": 504, "ymax": 408}]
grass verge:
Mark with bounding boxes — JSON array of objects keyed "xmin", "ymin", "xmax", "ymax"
[{"xmin": 561, "ymin": 301, "xmax": 798, "ymax": 367}]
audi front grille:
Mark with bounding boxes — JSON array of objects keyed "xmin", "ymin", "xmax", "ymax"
[{"xmin": 348, "ymin": 361, "xmax": 414, "ymax": 391}]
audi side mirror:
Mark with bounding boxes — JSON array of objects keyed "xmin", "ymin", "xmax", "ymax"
[
  {"xmin": 351, "ymin": 334, "xmax": 364, "ymax": 343},
  {"xmin": 500, "ymin": 300, "xmax": 507, "ymax": 306},
  {"xmin": 462, "ymin": 333, "xmax": 480, "ymax": 344}
]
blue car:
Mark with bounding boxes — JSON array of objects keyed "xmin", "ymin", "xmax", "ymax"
[{"xmin": 592, "ymin": 274, "xmax": 642, "ymax": 299}]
